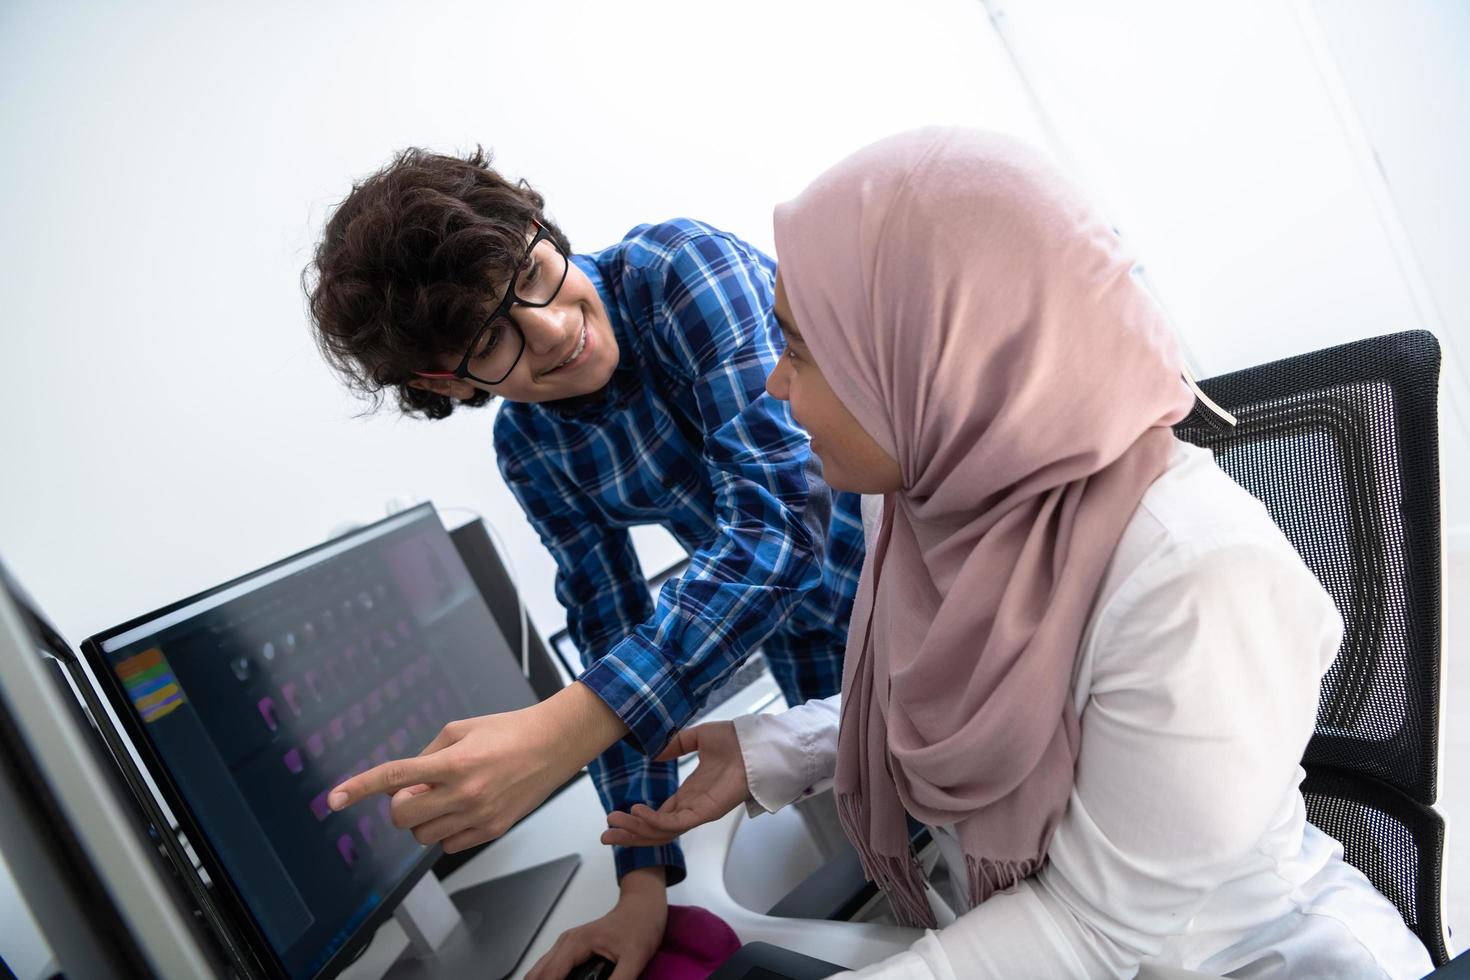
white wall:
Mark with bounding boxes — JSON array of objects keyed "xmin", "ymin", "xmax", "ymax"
[
  {"xmin": 1308, "ymin": 0, "xmax": 1470, "ymax": 516},
  {"xmin": 0, "ymin": 0, "xmax": 1044, "ymax": 650},
  {"xmin": 981, "ymin": 0, "xmax": 1470, "ymax": 538}
]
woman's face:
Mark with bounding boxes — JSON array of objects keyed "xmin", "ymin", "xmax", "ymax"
[{"xmin": 765, "ymin": 272, "xmax": 902, "ymax": 494}]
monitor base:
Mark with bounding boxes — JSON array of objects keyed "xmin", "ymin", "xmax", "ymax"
[{"xmin": 385, "ymin": 853, "xmax": 580, "ymax": 980}]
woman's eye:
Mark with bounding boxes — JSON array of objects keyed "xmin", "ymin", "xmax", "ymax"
[{"xmin": 521, "ymin": 260, "xmax": 540, "ymax": 287}]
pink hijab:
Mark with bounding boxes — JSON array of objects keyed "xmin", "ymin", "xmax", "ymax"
[{"xmin": 773, "ymin": 129, "xmax": 1195, "ymax": 927}]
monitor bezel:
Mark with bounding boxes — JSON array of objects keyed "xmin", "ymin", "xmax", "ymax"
[{"xmin": 79, "ymin": 502, "xmax": 473, "ymax": 980}]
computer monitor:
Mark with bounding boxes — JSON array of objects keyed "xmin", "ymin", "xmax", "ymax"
[
  {"xmin": 0, "ymin": 556, "xmax": 221, "ymax": 979},
  {"xmin": 78, "ymin": 503, "xmax": 576, "ymax": 980}
]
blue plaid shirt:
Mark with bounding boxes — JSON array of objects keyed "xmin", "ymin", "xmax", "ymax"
[{"xmin": 493, "ymin": 219, "xmax": 865, "ymax": 883}]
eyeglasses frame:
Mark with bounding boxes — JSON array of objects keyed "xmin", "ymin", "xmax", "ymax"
[{"xmin": 414, "ymin": 219, "xmax": 569, "ymax": 387}]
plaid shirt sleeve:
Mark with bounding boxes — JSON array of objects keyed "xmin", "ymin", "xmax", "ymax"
[{"xmin": 577, "ymin": 230, "xmax": 826, "ymax": 756}]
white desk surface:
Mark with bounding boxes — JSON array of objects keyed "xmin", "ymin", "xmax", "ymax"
[{"xmin": 340, "ymin": 686, "xmax": 919, "ymax": 979}]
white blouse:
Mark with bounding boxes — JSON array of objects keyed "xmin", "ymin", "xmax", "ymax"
[{"xmin": 733, "ymin": 442, "xmax": 1433, "ymax": 979}]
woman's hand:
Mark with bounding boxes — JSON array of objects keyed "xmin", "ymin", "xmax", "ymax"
[
  {"xmin": 525, "ymin": 867, "xmax": 668, "ymax": 980},
  {"xmin": 602, "ymin": 721, "xmax": 749, "ymax": 847},
  {"xmin": 327, "ymin": 682, "xmax": 625, "ymax": 851}
]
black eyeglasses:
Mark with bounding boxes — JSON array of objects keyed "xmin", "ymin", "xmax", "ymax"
[{"xmin": 415, "ymin": 219, "xmax": 569, "ymax": 386}]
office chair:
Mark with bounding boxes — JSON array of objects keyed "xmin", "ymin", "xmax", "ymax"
[
  {"xmin": 1173, "ymin": 328, "xmax": 1449, "ymax": 966},
  {"xmin": 757, "ymin": 329, "xmax": 1452, "ymax": 974}
]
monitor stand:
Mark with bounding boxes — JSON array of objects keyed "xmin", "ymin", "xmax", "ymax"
[{"xmin": 385, "ymin": 853, "xmax": 580, "ymax": 979}]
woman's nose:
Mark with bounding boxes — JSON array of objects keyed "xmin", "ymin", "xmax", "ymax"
[{"xmin": 765, "ymin": 358, "xmax": 791, "ymax": 401}]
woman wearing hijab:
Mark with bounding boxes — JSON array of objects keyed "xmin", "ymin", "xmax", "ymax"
[{"xmin": 603, "ymin": 129, "xmax": 1432, "ymax": 978}]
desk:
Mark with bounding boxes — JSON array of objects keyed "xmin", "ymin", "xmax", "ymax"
[{"xmin": 340, "ymin": 764, "xmax": 920, "ymax": 979}]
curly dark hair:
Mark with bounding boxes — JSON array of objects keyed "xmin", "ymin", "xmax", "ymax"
[{"xmin": 304, "ymin": 147, "xmax": 572, "ymax": 419}]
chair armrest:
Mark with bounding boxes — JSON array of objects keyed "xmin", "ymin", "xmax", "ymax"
[
  {"xmin": 766, "ymin": 843, "xmax": 878, "ymax": 921},
  {"xmin": 1425, "ymin": 948, "xmax": 1470, "ymax": 977},
  {"xmin": 767, "ymin": 828, "xmax": 932, "ymax": 922}
]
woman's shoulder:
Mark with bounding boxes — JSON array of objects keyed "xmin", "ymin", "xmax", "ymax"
[
  {"xmin": 1084, "ymin": 440, "xmax": 1342, "ymax": 676},
  {"xmin": 1110, "ymin": 440, "xmax": 1303, "ymax": 581}
]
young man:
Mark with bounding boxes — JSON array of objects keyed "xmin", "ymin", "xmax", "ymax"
[{"xmin": 306, "ymin": 148, "xmax": 863, "ymax": 975}]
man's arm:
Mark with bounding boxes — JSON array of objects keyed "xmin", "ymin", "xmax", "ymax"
[
  {"xmin": 578, "ymin": 227, "xmax": 831, "ymax": 756},
  {"xmin": 327, "ymin": 411, "xmax": 678, "ymax": 875}
]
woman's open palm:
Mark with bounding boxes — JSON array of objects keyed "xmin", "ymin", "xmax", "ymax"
[{"xmin": 601, "ymin": 721, "xmax": 749, "ymax": 847}]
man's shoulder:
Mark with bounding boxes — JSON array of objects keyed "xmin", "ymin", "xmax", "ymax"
[
  {"xmin": 622, "ymin": 217, "xmax": 728, "ymax": 252},
  {"xmin": 613, "ymin": 218, "xmax": 769, "ymax": 276}
]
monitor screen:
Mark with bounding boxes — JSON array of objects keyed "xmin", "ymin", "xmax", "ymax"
[{"xmin": 82, "ymin": 504, "xmax": 539, "ymax": 980}]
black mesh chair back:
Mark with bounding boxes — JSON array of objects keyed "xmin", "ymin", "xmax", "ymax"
[{"xmin": 1174, "ymin": 329, "xmax": 1448, "ymax": 965}]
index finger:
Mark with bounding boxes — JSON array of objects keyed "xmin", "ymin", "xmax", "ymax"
[{"xmin": 329, "ymin": 756, "xmax": 447, "ymax": 811}]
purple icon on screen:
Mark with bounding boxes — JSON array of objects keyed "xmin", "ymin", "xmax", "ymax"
[
  {"xmin": 328, "ymin": 716, "xmax": 345, "ymax": 743},
  {"xmin": 310, "ymin": 791, "xmax": 331, "ymax": 821},
  {"xmin": 357, "ymin": 816, "xmax": 378, "ymax": 848},
  {"xmin": 347, "ymin": 703, "xmax": 365, "ymax": 729},
  {"xmin": 282, "ymin": 683, "xmax": 303, "ymax": 716},
  {"xmin": 282, "ymin": 748, "xmax": 304, "ymax": 775},
  {"xmin": 257, "ymin": 697, "xmax": 279, "ymax": 732},
  {"xmin": 389, "ymin": 728, "xmax": 408, "ymax": 754},
  {"xmin": 336, "ymin": 834, "xmax": 358, "ymax": 867},
  {"xmin": 306, "ymin": 731, "xmax": 326, "ymax": 758}
]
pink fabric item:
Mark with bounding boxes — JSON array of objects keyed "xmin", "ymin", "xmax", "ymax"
[
  {"xmin": 773, "ymin": 128, "xmax": 1196, "ymax": 927},
  {"xmin": 641, "ymin": 905, "xmax": 742, "ymax": 979}
]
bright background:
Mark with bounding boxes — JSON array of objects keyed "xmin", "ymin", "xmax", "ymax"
[{"xmin": 2, "ymin": 1, "xmax": 1466, "ymax": 973}]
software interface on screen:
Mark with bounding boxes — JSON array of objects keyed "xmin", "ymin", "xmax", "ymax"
[{"xmin": 90, "ymin": 508, "xmax": 537, "ymax": 979}]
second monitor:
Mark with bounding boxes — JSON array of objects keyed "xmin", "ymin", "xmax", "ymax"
[{"xmin": 79, "ymin": 503, "xmax": 575, "ymax": 980}]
